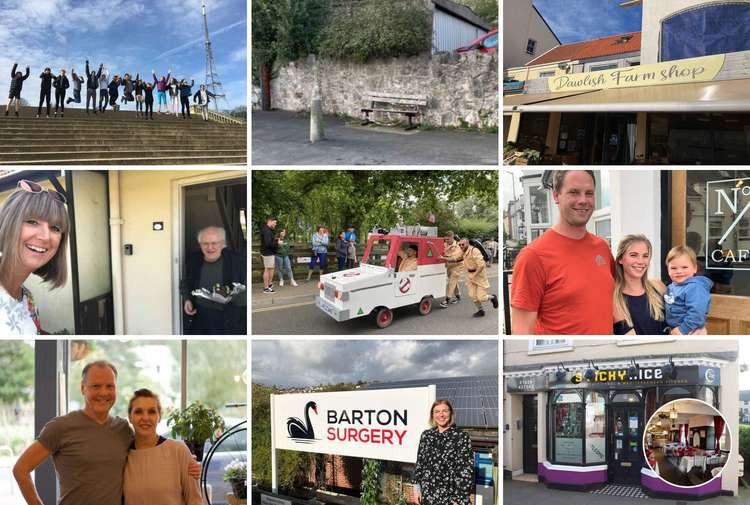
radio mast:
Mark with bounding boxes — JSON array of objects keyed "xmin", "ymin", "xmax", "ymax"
[{"xmin": 202, "ymin": 0, "xmax": 228, "ymax": 111}]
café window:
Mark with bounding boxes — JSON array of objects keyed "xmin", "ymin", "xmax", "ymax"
[
  {"xmin": 552, "ymin": 390, "xmax": 608, "ymax": 465},
  {"xmin": 517, "ymin": 113, "xmax": 549, "ymax": 152},
  {"xmin": 553, "ymin": 392, "xmax": 584, "ymax": 464},
  {"xmin": 686, "ymin": 170, "xmax": 750, "ymax": 296},
  {"xmin": 660, "ymin": 4, "xmax": 750, "ymax": 61}
]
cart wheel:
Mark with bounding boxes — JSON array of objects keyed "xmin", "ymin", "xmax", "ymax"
[
  {"xmin": 375, "ymin": 307, "xmax": 393, "ymax": 329},
  {"xmin": 418, "ymin": 296, "xmax": 432, "ymax": 315}
]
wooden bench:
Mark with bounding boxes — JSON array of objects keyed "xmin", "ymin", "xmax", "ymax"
[{"xmin": 361, "ymin": 91, "xmax": 428, "ymax": 130}]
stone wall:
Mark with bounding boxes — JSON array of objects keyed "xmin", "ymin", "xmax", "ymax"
[{"xmin": 269, "ymin": 52, "xmax": 498, "ymax": 128}]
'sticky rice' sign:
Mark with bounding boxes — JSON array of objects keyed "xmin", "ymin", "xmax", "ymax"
[
  {"xmin": 547, "ymin": 54, "xmax": 725, "ymax": 93},
  {"xmin": 706, "ymin": 177, "xmax": 750, "ymax": 270},
  {"xmin": 271, "ymin": 386, "xmax": 435, "ymax": 463}
]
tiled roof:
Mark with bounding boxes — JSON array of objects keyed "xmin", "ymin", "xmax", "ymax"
[{"xmin": 526, "ymin": 31, "xmax": 641, "ymax": 66}]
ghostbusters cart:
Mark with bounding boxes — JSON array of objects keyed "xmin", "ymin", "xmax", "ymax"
[{"xmin": 315, "ymin": 225, "xmax": 447, "ymax": 328}]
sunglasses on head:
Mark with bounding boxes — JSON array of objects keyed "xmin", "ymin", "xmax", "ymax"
[{"xmin": 17, "ymin": 179, "xmax": 67, "ymax": 205}]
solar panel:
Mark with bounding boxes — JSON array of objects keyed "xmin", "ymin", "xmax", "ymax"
[{"xmin": 365, "ymin": 375, "xmax": 498, "ymax": 428}]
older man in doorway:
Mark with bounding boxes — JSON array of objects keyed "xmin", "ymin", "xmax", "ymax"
[
  {"xmin": 13, "ymin": 361, "xmax": 200, "ymax": 505},
  {"xmin": 182, "ymin": 225, "xmax": 247, "ymax": 334}
]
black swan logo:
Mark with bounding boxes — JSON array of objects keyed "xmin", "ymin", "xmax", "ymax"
[{"xmin": 287, "ymin": 401, "xmax": 318, "ymax": 442}]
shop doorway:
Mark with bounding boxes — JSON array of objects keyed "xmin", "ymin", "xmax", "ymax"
[
  {"xmin": 670, "ymin": 171, "xmax": 750, "ymax": 333},
  {"xmin": 523, "ymin": 395, "xmax": 538, "ymax": 474},
  {"xmin": 592, "ymin": 113, "xmax": 637, "ymax": 164},
  {"xmin": 608, "ymin": 400, "xmax": 643, "ymax": 484}
]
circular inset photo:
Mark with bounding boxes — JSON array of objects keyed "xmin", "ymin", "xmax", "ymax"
[{"xmin": 643, "ymin": 399, "xmax": 730, "ymax": 487}]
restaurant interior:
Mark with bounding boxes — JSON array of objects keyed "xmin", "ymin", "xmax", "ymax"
[{"xmin": 644, "ymin": 399, "xmax": 729, "ymax": 487}]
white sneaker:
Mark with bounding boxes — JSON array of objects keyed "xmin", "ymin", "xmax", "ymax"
[
  {"xmin": 279, "ymin": 279, "xmax": 284, "ymax": 287},
  {"xmin": 291, "ymin": 279, "xmax": 298, "ymax": 287}
]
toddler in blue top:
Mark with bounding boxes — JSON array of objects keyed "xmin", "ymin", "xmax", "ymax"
[{"xmin": 664, "ymin": 245, "xmax": 712, "ymax": 335}]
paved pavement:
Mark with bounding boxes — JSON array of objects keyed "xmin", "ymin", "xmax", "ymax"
[
  {"xmin": 251, "ymin": 110, "xmax": 499, "ymax": 165},
  {"xmin": 504, "ymin": 479, "xmax": 747, "ymax": 505},
  {"xmin": 251, "ymin": 266, "xmax": 499, "ymax": 335}
]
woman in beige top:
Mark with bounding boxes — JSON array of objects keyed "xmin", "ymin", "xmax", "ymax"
[{"xmin": 123, "ymin": 389, "xmax": 202, "ymax": 505}]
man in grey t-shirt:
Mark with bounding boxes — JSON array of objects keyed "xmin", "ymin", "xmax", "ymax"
[{"xmin": 13, "ymin": 361, "xmax": 199, "ymax": 505}]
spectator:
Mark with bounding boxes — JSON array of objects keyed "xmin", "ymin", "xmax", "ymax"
[
  {"xmin": 274, "ymin": 228, "xmax": 298, "ymax": 287},
  {"xmin": 307, "ymin": 226, "xmax": 329, "ymax": 281}
]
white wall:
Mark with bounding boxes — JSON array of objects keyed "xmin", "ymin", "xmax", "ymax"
[
  {"xmin": 610, "ymin": 170, "xmax": 662, "ymax": 278},
  {"xmin": 117, "ymin": 170, "xmax": 244, "ymax": 335},
  {"xmin": 640, "ymin": 0, "xmax": 750, "ymax": 63},
  {"xmin": 504, "ymin": 0, "xmax": 560, "ymax": 69}
]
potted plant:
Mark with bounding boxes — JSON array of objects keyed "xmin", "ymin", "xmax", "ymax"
[
  {"xmin": 167, "ymin": 402, "xmax": 225, "ymax": 462},
  {"xmin": 223, "ymin": 459, "xmax": 247, "ymax": 499}
]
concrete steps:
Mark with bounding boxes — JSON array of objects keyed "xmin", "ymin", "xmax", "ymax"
[{"xmin": 0, "ymin": 106, "xmax": 247, "ymax": 165}]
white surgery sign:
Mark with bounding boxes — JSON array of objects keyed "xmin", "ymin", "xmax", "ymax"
[
  {"xmin": 271, "ymin": 386, "xmax": 435, "ymax": 463},
  {"xmin": 706, "ymin": 177, "xmax": 750, "ymax": 270}
]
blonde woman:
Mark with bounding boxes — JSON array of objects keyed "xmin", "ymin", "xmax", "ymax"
[
  {"xmin": 0, "ymin": 180, "xmax": 69, "ymax": 335},
  {"xmin": 613, "ymin": 234, "xmax": 668, "ymax": 335},
  {"xmin": 124, "ymin": 389, "xmax": 202, "ymax": 505},
  {"xmin": 413, "ymin": 400, "xmax": 473, "ymax": 505}
]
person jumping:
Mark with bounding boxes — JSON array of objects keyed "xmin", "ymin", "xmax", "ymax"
[
  {"xmin": 98, "ymin": 66, "xmax": 109, "ymax": 112},
  {"xmin": 85, "ymin": 60, "xmax": 103, "ymax": 114},
  {"xmin": 66, "ymin": 68, "xmax": 84, "ymax": 105},
  {"xmin": 53, "ymin": 69, "xmax": 69, "ymax": 117},
  {"xmin": 152, "ymin": 68, "xmax": 170, "ymax": 113},
  {"xmin": 36, "ymin": 67, "xmax": 54, "ymax": 118},
  {"xmin": 5, "ymin": 62, "xmax": 30, "ymax": 117}
]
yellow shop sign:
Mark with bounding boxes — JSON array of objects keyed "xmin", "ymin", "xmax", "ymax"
[{"xmin": 548, "ymin": 54, "xmax": 725, "ymax": 93}]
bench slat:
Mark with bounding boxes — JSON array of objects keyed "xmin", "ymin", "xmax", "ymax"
[{"xmin": 365, "ymin": 98, "xmax": 427, "ymax": 106}]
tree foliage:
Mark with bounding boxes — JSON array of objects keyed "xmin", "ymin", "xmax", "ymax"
[
  {"xmin": 0, "ymin": 342, "xmax": 33, "ymax": 404},
  {"xmin": 455, "ymin": 0, "xmax": 498, "ymax": 26},
  {"xmin": 251, "ymin": 170, "xmax": 498, "ymax": 244},
  {"xmin": 360, "ymin": 459, "xmax": 382, "ymax": 505},
  {"xmin": 318, "ymin": 0, "xmax": 432, "ymax": 63}
]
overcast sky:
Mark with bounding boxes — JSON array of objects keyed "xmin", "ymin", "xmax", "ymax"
[
  {"xmin": 252, "ymin": 340, "xmax": 498, "ymax": 388},
  {"xmin": 0, "ymin": 0, "xmax": 246, "ymax": 109},
  {"xmin": 533, "ymin": 0, "xmax": 642, "ymax": 43}
]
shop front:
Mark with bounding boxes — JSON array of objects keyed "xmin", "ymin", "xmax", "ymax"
[
  {"xmin": 505, "ymin": 353, "xmax": 736, "ymax": 500},
  {"xmin": 504, "ymin": 51, "xmax": 750, "ymax": 164}
]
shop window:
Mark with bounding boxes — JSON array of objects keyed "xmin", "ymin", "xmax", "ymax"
[
  {"xmin": 648, "ymin": 113, "xmax": 750, "ymax": 165},
  {"xmin": 661, "ymin": 4, "xmax": 750, "ymax": 61},
  {"xmin": 612, "ymin": 393, "xmax": 639, "ymax": 403},
  {"xmin": 517, "ymin": 113, "xmax": 549, "ymax": 152},
  {"xmin": 553, "ymin": 392, "xmax": 584, "ymax": 464},
  {"xmin": 585, "ymin": 392, "xmax": 606, "ymax": 464},
  {"xmin": 526, "ymin": 39, "xmax": 537, "ymax": 55},
  {"xmin": 685, "ymin": 170, "xmax": 750, "ymax": 296}
]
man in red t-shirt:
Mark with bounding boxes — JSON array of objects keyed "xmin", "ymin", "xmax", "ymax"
[{"xmin": 511, "ymin": 170, "xmax": 615, "ymax": 334}]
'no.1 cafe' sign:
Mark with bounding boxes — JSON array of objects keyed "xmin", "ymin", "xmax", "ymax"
[
  {"xmin": 269, "ymin": 386, "xmax": 436, "ymax": 493},
  {"xmin": 707, "ymin": 177, "xmax": 750, "ymax": 270}
]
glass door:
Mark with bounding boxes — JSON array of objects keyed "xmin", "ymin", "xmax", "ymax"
[{"xmin": 609, "ymin": 404, "xmax": 643, "ymax": 484}]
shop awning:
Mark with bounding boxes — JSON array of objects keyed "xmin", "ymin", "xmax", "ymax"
[
  {"xmin": 503, "ymin": 78, "xmax": 750, "ymax": 112},
  {"xmin": 503, "ymin": 90, "xmax": 598, "ymax": 107}
]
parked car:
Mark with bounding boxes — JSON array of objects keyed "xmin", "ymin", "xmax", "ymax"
[{"xmin": 456, "ymin": 28, "xmax": 498, "ymax": 54}]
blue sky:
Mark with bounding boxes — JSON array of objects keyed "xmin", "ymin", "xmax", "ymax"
[
  {"xmin": 0, "ymin": 0, "xmax": 246, "ymax": 110},
  {"xmin": 534, "ymin": 0, "xmax": 642, "ymax": 43}
]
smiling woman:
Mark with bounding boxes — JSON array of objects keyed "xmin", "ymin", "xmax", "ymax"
[{"xmin": 0, "ymin": 179, "xmax": 69, "ymax": 335}]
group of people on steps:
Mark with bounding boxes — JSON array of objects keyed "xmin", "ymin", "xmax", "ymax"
[{"xmin": 5, "ymin": 61, "xmax": 218, "ymax": 121}]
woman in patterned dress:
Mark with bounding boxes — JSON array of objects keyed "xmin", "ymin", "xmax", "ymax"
[
  {"xmin": 414, "ymin": 399, "xmax": 474, "ymax": 505},
  {"xmin": 0, "ymin": 180, "xmax": 69, "ymax": 335}
]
